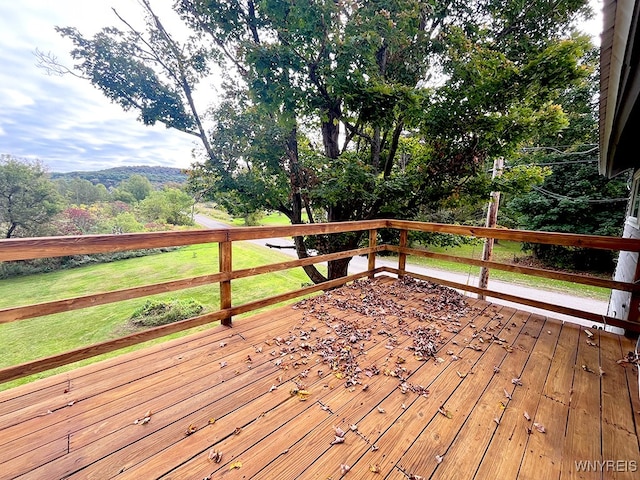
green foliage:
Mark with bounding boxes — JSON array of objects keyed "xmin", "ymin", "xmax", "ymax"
[
  {"xmin": 0, "ymin": 155, "xmax": 63, "ymax": 238},
  {"xmin": 51, "ymin": 166, "xmax": 187, "ymax": 189},
  {"xmin": 118, "ymin": 174, "xmax": 153, "ymax": 201},
  {"xmin": 139, "ymin": 188, "xmax": 194, "ymax": 225},
  {"xmin": 56, "ymin": 177, "xmax": 108, "ymax": 205},
  {"xmin": 244, "ymin": 210, "xmax": 265, "ymax": 227},
  {"xmin": 112, "ymin": 211, "xmax": 145, "ymax": 233},
  {"xmin": 0, "ymin": 248, "xmax": 177, "ymax": 279},
  {"xmin": 129, "ymin": 298, "xmax": 204, "ymax": 327},
  {"xmin": 110, "ymin": 188, "xmax": 137, "ymax": 204},
  {"xmin": 56, "ymin": 0, "xmax": 595, "ymax": 281},
  {"xmin": 502, "ymin": 52, "xmax": 627, "ymax": 273},
  {"xmin": 57, "ymin": 25, "xmax": 197, "ymax": 132}
]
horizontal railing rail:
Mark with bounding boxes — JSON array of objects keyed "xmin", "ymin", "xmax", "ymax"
[{"xmin": 1, "ymin": 219, "xmax": 639, "ymax": 384}]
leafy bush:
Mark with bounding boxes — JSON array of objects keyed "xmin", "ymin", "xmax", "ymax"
[
  {"xmin": 0, "ymin": 248, "xmax": 178, "ymax": 279},
  {"xmin": 129, "ymin": 298, "xmax": 204, "ymax": 327}
]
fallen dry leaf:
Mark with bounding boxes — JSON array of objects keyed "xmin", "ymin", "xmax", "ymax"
[
  {"xmin": 438, "ymin": 406, "xmax": 453, "ymax": 419},
  {"xmin": 369, "ymin": 464, "xmax": 381, "ymax": 473},
  {"xmin": 208, "ymin": 449, "xmax": 222, "ymax": 463},
  {"xmin": 229, "ymin": 461, "xmax": 242, "ymax": 470},
  {"xmin": 185, "ymin": 424, "xmax": 198, "ymax": 436},
  {"xmin": 134, "ymin": 415, "xmax": 151, "ymax": 425},
  {"xmin": 533, "ymin": 422, "xmax": 546, "ymax": 433}
]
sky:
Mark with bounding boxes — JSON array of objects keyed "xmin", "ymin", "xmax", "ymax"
[
  {"xmin": 0, "ymin": 0, "xmax": 205, "ymax": 173},
  {"xmin": 0, "ymin": 1, "xmax": 604, "ymax": 174}
]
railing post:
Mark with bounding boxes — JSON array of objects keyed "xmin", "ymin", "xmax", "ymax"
[
  {"xmin": 219, "ymin": 240, "xmax": 232, "ymax": 326},
  {"xmin": 368, "ymin": 229, "xmax": 377, "ymax": 278},
  {"xmin": 398, "ymin": 229, "xmax": 408, "ymax": 278},
  {"xmin": 479, "ymin": 157, "xmax": 504, "ymax": 299}
]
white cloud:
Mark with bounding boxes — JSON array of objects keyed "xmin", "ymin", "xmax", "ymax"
[{"xmin": 0, "ymin": 0, "xmax": 205, "ymax": 173}]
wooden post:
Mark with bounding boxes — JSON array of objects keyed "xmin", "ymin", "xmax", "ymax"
[
  {"xmin": 398, "ymin": 229, "xmax": 408, "ymax": 278},
  {"xmin": 219, "ymin": 240, "xmax": 232, "ymax": 326},
  {"xmin": 368, "ymin": 229, "xmax": 377, "ymax": 278},
  {"xmin": 478, "ymin": 157, "xmax": 504, "ymax": 299}
]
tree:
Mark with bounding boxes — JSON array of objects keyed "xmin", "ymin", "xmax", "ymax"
[
  {"xmin": 118, "ymin": 174, "xmax": 153, "ymax": 202},
  {"xmin": 139, "ymin": 188, "xmax": 194, "ymax": 225},
  {"xmin": 0, "ymin": 155, "xmax": 62, "ymax": 238},
  {"xmin": 50, "ymin": 0, "xmax": 593, "ymax": 282},
  {"xmin": 112, "ymin": 211, "xmax": 144, "ymax": 233},
  {"xmin": 502, "ymin": 49, "xmax": 628, "ymax": 272},
  {"xmin": 55, "ymin": 207, "xmax": 98, "ymax": 235},
  {"xmin": 57, "ymin": 177, "xmax": 108, "ymax": 205}
]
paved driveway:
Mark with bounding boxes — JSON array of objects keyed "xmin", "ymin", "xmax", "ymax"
[{"xmin": 194, "ymin": 214, "xmax": 616, "ymax": 332}]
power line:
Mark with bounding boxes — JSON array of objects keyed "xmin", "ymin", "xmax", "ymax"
[
  {"xmin": 520, "ymin": 144, "xmax": 598, "ymax": 154},
  {"xmin": 532, "ymin": 186, "xmax": 628, "ymax": 204},
  {"xmin": 505, "ymin": 159, "xmax": 598, "ymax": 169}
]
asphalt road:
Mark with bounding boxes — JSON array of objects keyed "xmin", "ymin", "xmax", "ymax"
[{"xmin": 194, "ymin": 214, "xmax": 617, "ymax": 332}]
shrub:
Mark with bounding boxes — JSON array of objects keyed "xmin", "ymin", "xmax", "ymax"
[
  {"xmin": 0, "ymin": 248, "xmax": 178, "ymax": 279},
  {"xmin": 129, "ymin": 298, "xmax": 204, "ymax": 327}
]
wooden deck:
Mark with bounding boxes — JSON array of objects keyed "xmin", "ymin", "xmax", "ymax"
[{"xmin": 1, "ymin": 276, "xmax": 639, "ymax": 480}]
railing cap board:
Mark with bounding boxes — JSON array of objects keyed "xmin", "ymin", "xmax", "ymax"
[
  {"xmin": 386, "ymin": 220, "xmax": 640, "ymax": 251},
  {"xmin": 2, "ymin": 219, "xmax": 640, "ymax": 262}
]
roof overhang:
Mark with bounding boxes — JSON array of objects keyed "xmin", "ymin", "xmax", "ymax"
[{"xmin": 599, "ymin": 0, "xmax": 640, "ymax": 177}]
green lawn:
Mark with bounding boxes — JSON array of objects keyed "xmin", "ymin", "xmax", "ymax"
[
  {"xmin": 400, "ymin": 239, "xmax": 611, "ymax": 301},
  {"xmin": 194, "ymin": 205, "xmax": 612, "ymax": 300},
  {"xmin": 1, "ymin": 224, "xmax": 612, "ymax": 391},
  {"xmin": 0, "ymin": 241, "xmax": 317, "ymax": 391}
]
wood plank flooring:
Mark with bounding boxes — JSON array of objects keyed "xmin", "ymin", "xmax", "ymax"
[{"xmin": 0, "ymin": 276, "xmax": 638, "ymax": 480}]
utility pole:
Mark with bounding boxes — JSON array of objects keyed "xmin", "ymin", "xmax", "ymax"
[{"xmin": 478, "ymin": 157, "xmax": 504, "ymax": 299}]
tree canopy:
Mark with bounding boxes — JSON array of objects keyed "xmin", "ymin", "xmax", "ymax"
[
  {"xmin": 51, "ymin": 0, "xmax": 595, "ymax": 282},
  {"xmin": 502, "ymin": 53, "xmax": 629, "ymax": 272},
  {"xmin": 0, "ymin": 155, "xmax": 62, "ymax": 238}
]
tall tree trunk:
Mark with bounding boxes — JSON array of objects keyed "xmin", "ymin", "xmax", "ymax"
[
  {"xmin": 328, "ymin": 257, "xmax": 351, "ymax": 279},
  {"xmin": 321, "ymin": 103, "xmax": 341, "ymax": 159}
]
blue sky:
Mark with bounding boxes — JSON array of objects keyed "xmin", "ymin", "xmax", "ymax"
[
  {"xmin": 0, "ymin": 1, "xmax": 603, "ymax": 174},
  {"xmin": 0, "ymin": 0, "xmax": 204, "ymax": 173}
]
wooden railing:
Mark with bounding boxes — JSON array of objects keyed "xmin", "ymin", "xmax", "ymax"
[{"xmin": 2, "ymin": 219, "xmax": 640, "ymax": 384}]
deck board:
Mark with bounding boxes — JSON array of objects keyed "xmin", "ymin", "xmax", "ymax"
[
  {"xmin": 0, "ymin": 276, "xmax": 639, "ymax": 480},
  {"xmin": 474, "ymin": 316, "xmax": 562, "ymax": 479}
]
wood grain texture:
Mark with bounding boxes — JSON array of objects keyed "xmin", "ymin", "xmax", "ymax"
[{"xmin": 0, "ymin": 278, "xmax": 638, "ymax": 480}]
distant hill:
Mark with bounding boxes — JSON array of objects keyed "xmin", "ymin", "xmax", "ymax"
[{"xmin": 51, "ymin": 166, "xmax": 188, "ymax": 189}]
